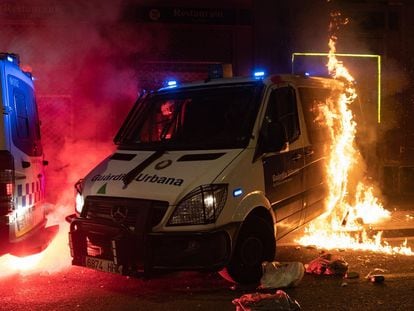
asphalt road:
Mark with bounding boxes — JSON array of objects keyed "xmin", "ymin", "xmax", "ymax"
[
  {"xmin": 0, "ymin": 232, "xmax": 414, "ymax": 311},
  {"xmin": 0, "ymin": 236, "xmax": 413, "ymax": 310},
  {"xmin": 0, "ymin": 199, "xmax": 413, "ymax": 311}
]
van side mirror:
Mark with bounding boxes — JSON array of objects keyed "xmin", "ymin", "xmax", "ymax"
[{"xmin": 262, "ymin": 121, "xmax": 288, "ymax": 153}]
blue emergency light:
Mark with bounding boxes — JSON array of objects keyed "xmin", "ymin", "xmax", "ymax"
[
  {"xmin": 0, "ymin": 53, "xmax": 20, "ymax": 65},
  {"xmin": 253, "ymin": 71, "xmax": 265, "ymax": 79},
  {"xmin": 233, "ymin": 188, "xmax": 243, "ymax": 197},
  {"xmin": 167, "ymin": 80, "xmax": 177, "ymax": 87}
]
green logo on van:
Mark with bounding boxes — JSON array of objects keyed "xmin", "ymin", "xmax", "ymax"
[{"xmin": 97, "ymin": 183, "xmax": 107, "ymax": 194}]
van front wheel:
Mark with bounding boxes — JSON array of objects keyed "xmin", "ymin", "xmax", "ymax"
[{"xmin": 220, "ymin": 215, "xmax": 275, "ymax": 284}]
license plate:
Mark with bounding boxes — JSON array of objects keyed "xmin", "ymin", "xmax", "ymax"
[{"xmin": 85, "ymin": 256, "xmax": 121, "ymax": 274}]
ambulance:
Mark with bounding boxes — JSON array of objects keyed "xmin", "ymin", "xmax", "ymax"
[
  {"xmin": 0, "ymin": 53, "xmax": 52, "ymax": 256},
  {"xmin": 68, "ymin": 70, "xmax": 342, "ymax": 284}
]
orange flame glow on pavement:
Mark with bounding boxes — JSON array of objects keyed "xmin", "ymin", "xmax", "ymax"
[
  {"xmin": 0, "ymin": 141, "xmax": 113, "ymax": 277},
  {"xmin": 297, "ymin": 13, "xmax": 413, "ymax": 256},
  {"xmin": 0, "ymin": 207, "xmax": 72, "ymax": 277}
]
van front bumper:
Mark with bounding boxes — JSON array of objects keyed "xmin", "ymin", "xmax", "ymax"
[
  {"xmin": 149, "ymin": 229, "xmax": 232, "ymax": 271},
  {"xmin": 68, "ymin": 216, "xmax": 238, "ymax": 277}
]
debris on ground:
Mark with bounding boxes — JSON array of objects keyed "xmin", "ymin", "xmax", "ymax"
[
  {"xmin": 260, "ymin": 261, "xmax": 304, "ymax": 289},
  {"xmin": 365, "ymin": 268, "xmax": 386, "ymax": 277},
  {"xmin": 232, "ymin": 289, "xmax": 301, "ymax": 311},
  {"xmin": 368, "ymin": 274, "xmax": 385, "ymax": 283},
  {"xmin": 305, "ymin": 253, "xmax": 348, "ymax": 276},
  {"xmin": 365, "ymin": 268, "xmax": 387, "ymax": 283}
]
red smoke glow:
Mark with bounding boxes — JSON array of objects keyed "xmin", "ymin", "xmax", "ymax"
[{"xmin": 0, "ymin": 0, "xmax": 145, "ymax": 275}]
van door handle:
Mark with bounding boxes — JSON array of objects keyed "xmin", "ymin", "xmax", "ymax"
[
  {"xmin": 305, "ymin": 149, "xmax": 314, "ymax": 156},
  {"xmin": 291, "ymin": 154, "xmax": 302, "ymax": 161},
  {"xmin": 22, "ymin": 161, "xmax": 31, "ymax": 168}
]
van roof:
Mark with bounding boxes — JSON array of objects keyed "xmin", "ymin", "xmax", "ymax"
[
  {"xmin": 0, "ymin": 52, "xmax": 34, "ymax": 85},
  {"xmin": 157, "ymin": 74, "xmax": 342, "ymax": 92}
]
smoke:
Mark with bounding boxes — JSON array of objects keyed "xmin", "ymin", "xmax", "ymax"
[
  {"xmin": 290, "ymin": 0, "xmax": 331, "ymax": 54},
  {"xmin": 0, "ymin": 0, "xmax": 157, "ymax": 275},
  {"xmin": 0, "ymin": 0, "xmax": 144, "ymax": 190}
]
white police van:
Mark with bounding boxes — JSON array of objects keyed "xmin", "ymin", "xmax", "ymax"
[
  {"xmin": 0, "ymin": 53, "xmax": 52, "ymax": 256},
  {"xmin": 68, "ymin": 70, "xmax": 342, "ymax": 283}
]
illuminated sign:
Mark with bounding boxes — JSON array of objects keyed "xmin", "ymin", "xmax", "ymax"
[{"xmin": 130, "ymin": 7, "xmax": 251, "ymax": 25}]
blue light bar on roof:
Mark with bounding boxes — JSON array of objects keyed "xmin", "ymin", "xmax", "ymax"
[
  {"xmin": 167, "ymin": 80, "xmax": 177, "ymax": 87},
  {"xmin": 253, "ymin": 71, "xmax": 265, "ymax": 79},
  {"xmin": 0, "ymin": 53, "xmax": 19, "ymax": 65}
]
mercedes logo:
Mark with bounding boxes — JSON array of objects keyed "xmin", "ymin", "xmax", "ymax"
[{"xmin": 111, "ymin": 206, "xmax": 128, "ymax": 223}]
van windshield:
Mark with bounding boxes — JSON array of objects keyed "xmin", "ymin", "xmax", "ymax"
[{"xmin": 115, "ymin": 82, "xmax": 263, "ymax": 150}]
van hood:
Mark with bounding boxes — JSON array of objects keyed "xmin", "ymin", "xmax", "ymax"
[{"xmin": 82, "ymin": 149, "xmax": 243, "ymax": 204}]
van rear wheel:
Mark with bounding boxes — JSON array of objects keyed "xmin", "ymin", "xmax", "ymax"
[{"xmin": 220, "ymin": 215, "xmax": 275, "ymax": 284}]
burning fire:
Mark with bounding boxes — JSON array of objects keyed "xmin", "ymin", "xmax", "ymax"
[{"xmin": 297, "ymin": 13, "xmax": 413, "ymax": 256}]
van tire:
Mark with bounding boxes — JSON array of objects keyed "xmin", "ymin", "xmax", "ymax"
[{"xmin": 220, "ymin": 214, "xmax": 275, "ymax": 284}]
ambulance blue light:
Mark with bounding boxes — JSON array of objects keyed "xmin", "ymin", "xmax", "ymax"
[
  {"xmin": 6, "ymin": 56, "xmax": 13, "ymax": 62},
  {"xmin": 233, "ymin": 188, "xmax": 243, "ymax": 197},
  {"xmin": 305, "ymin": 72, "xmax": 310, "ymax": 76},
  {"xmin": 167, "ymin": 80, "xmax": 177, "ymax": 87}
]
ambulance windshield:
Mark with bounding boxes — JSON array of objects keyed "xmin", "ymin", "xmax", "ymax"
[{"xmin": 115, "ymin": 82, "xmax": 263, "ymax": 150}]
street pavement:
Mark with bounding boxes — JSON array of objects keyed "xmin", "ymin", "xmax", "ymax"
[
  {"xmin": 364, "ymin": 195, "xmax": 414, "ymax": 243},
  {"xmin": 0, "ymin": 196, "xmax": 413, "ymax": 310}
]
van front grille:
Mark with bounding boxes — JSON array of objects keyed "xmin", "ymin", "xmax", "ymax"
[{"xmin": 83, "ymin": 196, "xmax": 168, "ymax": 230}]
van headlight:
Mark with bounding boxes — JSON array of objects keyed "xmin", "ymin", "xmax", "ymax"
[
  {"xmin": 168, "ymin": 184, "xmax": 228, "ymax": 226},
  {"xmin": 75, "ymin": 179, "xmax": 84, "ymax": 214}
]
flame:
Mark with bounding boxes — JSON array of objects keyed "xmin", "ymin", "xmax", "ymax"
[
  {"xmin": 2, "ymin": 253, "xmax": 43, "ymax": 272},
  {"xmin": 0, "ymin": 206, "xmax": 72, "ymax": 278},
  {"xmin": 297, "ymin": 13, "xmax": 413, "ymax": 256}
]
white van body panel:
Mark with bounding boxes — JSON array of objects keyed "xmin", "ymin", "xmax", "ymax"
[
  {"xmin": 211, "ymin": 147, "xmax": 271, "ymax": 225},
  {"xmin": 84, "ymin": 149, "xmax": 243, "ymax": 205}
]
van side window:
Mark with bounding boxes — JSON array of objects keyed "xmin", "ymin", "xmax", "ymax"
[
  {"xmin": 8, "ymin": 75, "xmax": 43, "ymax": 156},
  {"xmin": 34, "ymin": 99, "xmax": 42, "ymax": 141},
  {"xmin": 14, "ymin": 90, "xmax": 30, "ymax": 138},
  {"xmin": 299, "ymin": 87, "xmax": 331, "ymax": 144},
  {"xmin": 267, "ymin": 86, "xmax": 300, "ymax": 143}
]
